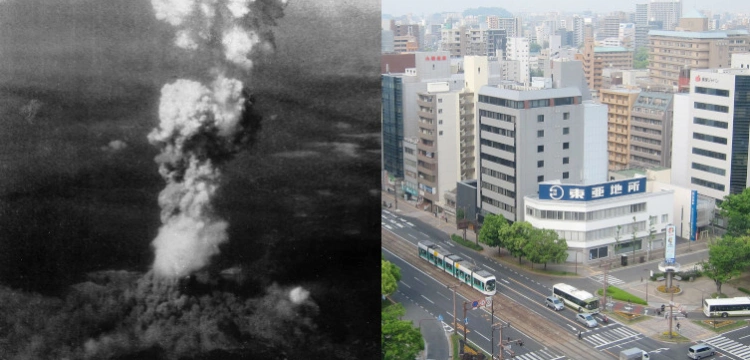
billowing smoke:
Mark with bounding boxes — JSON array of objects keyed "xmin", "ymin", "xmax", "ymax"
[{"xmin": 148, "ymin": 0, "xmax": 287, "ymax": 279}]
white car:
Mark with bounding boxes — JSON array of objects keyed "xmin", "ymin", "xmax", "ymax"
[
  {"xmin": 545, "ymin": 296, "xmax": 564, "ymax": 311},
  {"xmin": 576, "ymin": 313, "xmax": 598, "ymax": 328}
]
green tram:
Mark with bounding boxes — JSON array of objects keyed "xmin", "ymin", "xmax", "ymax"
[{"xmin": 418, "ymin": 240, "xmax": 497, "ymax": 296}]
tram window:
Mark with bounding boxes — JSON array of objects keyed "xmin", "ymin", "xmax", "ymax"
[
  {"xmin": 446, "ymin": 264, "xmax": 453, "ymax": 272},
  {"xmin": 437, "ymin": 259, "xmax": 443, "ymax": 267}
]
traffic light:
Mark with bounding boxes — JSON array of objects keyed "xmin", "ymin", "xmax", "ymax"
[{"xmin": 661, "ymin": 304, "xmax": 665, "ymax": 312}]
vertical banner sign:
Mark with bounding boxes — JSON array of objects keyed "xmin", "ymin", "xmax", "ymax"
[
  {"xmin": 690, "ymin": 190, "xmax": 698, "ymax": 241},
  {"xmin": 665, "ymin": 224, "xmax": 676, "ymax": 263}
]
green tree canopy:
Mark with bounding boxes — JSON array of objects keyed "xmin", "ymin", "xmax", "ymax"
[
  {"xmin": 478, "ymin": 213, "xmax": 509, "ymax": 254},
  {"xmin": 718, "ymin": 188, "xmax": 750, "ymax": 237},
  {"xmin": 525, "ymin": 229, "xmax": 569, "ymax": 270},
  {"xmin": 634, "ymin": 47, "xmax": 648, "ymax": 69},
  {"xmin": 382, "ymin": 258, "xmax": 401, "ymax": 298},
  {"xmin": 501, "ymin": 221, "xmax": 534, "ymax": 264},
  {"xmin": 529, "ymin": 42, "xmax": 542, "ymax": 53},
  {"xmin": 382, "ymin": 303, "xmax": 424, "ymax": 360},
  {"xmin": 701, "ymin": 236, "xmax": 750, "ymax": 295}
]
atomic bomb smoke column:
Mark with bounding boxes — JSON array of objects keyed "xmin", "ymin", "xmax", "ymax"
[{"xmin": 148, "ymin": 0, "xmax": 287, "ymax": 278}]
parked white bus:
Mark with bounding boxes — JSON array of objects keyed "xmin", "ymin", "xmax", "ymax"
[
  {"xmin": 703, "ymin": 297, "xmax": 750, "ymax": 318},
  {"xmin": 552, "ymin": 283, "xmax": 600, "ymax": 313}
]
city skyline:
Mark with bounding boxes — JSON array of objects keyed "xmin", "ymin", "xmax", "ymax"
[{"xmin": 382, "ymin": 0, "xmax": 750, "ymax": 18}]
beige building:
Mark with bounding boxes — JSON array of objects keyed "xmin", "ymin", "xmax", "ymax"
[
  {"xmin": 600, "ymin": 87, "xmax": 640, "ymax": 171},
  {"xmin": 647, "ymin": 29, "xmax": 750, "ymax": 88},
  {"xmin": 581, "ymin": 38, "xmax": 634, "ymax": 91}
]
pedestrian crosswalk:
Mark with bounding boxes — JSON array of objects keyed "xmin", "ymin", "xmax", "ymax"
[
  {"xmin": 589, "ymin": 274, "xmax": 626, "ymax": 286},
  {"xmin": 703, "ymin": 335, "xmax": 750, "ymax": 359},
  {"xmin": 502, "ymin": 348, "xmax": 560, "ymax": 360},
  {"xmin": 583, "ymin": 327, "xmax": 642, "ymax": 348}
]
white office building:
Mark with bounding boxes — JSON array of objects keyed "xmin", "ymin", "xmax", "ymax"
[
  {"xmin": 671, "ymin": 68, "xmax": 750, "ymax": 203},
  {"xmin": 525, "ymin": 177, "xmax": 674, "ymax": 263},
  {"xmin": 506, "ymin": 37, "xmax": 530, "ymax": 84}
]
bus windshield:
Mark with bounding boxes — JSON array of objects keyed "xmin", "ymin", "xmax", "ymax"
[{"xmin": 586, "ymin": 299, "xmax": 600, "ymax": 310}]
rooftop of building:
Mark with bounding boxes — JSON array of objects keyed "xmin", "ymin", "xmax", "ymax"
[
  {"xmin": 478, "ymin": 85, "xmax": 582, "ymax": 100},
  {"xmin": 600, "ymin": 87, "xmax": 641, "ymax": 94},
  {"xmin": 594, "ymin": 46, "xmax": 631, "ymax": 53},
  {"xmin": 648, "ymin": 29, "xmax": 750, "ymax": 39},
  {"xmin": 634, "ymin": 92, "xmax": 673, "ymax": 109},
  {"xmin": 693, "ymin": 68, "xmax": 750, "ymax": 75}
]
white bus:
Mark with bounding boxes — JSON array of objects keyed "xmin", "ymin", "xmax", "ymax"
[
  {"xmin": 552, "ymin": 283, "xmax": 600, "ymax": 313},
  {"xmin": 703, "ymin": 297, "xmax": 750, "ymax": 318}
]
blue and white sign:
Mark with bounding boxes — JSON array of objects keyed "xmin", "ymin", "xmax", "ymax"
[
  {"xmin": 539, "ymin": 177, "xmax": 646, "ymax": 201},
  {"xmin": 690, "ymin": 190, "xmax": 698, "ymax": 241},
  {"xmin": 665, "ymin": 224, "xmax": 676, "ymax": 263}
]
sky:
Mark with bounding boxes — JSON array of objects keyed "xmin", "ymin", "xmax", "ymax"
[{"xmin": 382, "ymin": 0, "xmax": 750, "ymax": 17}]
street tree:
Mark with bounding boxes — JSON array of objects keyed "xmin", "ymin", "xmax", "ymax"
[
  {"xmin": 648, "ymin": 224, "xmax": 656, "ymax": 261},
  {"xmin": 718, "ymin": 188, "xmax": 750, "ymax": 237},
  {"xmin": 382, "ymin": 258, "xmax": 401, "ymax": 298},
  {"xmin": 631, "ymin": 216, "xmax": 638, "ymax": 261},
  {"xmin": 382, "ymin": 303, "xmax": 424, "ymax": 360},
  {"xmin": 701, "ymin": 236, "xmax": 750, "ymax": 296},
  {"xmin": 478, "ymin": 213, "xmax": 509, "ymax": 254},
  {"xmin": 501, "ymin": 221, "xmax": 534, "ymax": 264},
  {"xmin": 524, "ymin": 228, "xmax": 568, "ymax": 270}
]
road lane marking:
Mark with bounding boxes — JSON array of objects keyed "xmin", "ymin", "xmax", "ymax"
[
  {"xmin": 408, "ymin": 234, "xmax": 417, "ymax": 239},
  {"xmin": 445, "ymin": 241, "xmax": 455, "ymax": 247},
  {"xmin": 400, "ymin": 281, "xmax": 411, "ymax": 289},
  {"xmin": 502, "ymin": 279, "xmax": 510, "ymax": 284},
  {"xmin": 419, "ymin": 232, "xmax": 428, "ymax": 236},
  {"xmin": 460, "ymin": 252, "xmax": 473, "ymax": 259},
  {"xmin": 384, "ymin": 224, "xmax": 392, "ymax": 230},
  {"xmin": 474, "ymin": 331, "xmax": 490, "ymax": 342},
  {"xmin": 421, "ymin": 295, "xmax": 435, "ymax": 304},
  {"xmin": 414, "ymin": 277, "xmax": 426, "ymax": 285}
]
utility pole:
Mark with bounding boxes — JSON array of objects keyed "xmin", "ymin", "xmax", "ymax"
[
  {"xmin": 492, "ymin": 322, "xmax": 516, "ymax": 360},
  {"xmin": 669, "ymin": 289, "xmax": 674, "ymax": 339},
  {"xmin": 490, "ymin": 299, "xmax": 494, "ymax": 359},
  {"xmin": 447, "ymin": 283, "xmax": 460, "ymax": 335},
  {"xmin": 602, "ymin": 262, "xmax": 610, "ymax": 310}
]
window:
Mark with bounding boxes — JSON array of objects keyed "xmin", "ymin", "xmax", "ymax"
[
  {"xmin": 563, "ymin": 157, "xmax": 569, "ymax": 164},
  {"xmin": 563, "ymin": 127, "xmax": 569, "ymax": 135},
  {"xmin": 538, "ymin": 175, "xmax": 544, "ymax": 182},
  {"xmin": 563, "ymin": 142, "xmax": 569, "ymax": 150},
  {"xmin": 439, "ymin": 131, "xmax": 443, "ymax": 136},
  {"xmin": 538, "ymin": 160, "xmax": 544, "ymax": 168},
  {"xmin": 691, "ymin": 177, "xmax": 725, "ymax": 191},
  {"xmin": 439, "ymin": 120, "xmax": 443, "ymax": 125},
  {"xmin": 693, "ymin": 132, "xmax": 727, "ymax": 145},
  {"xmin": 662, "ymin": 214, "xmax": 668, "ymax": 223},
  {"xmin": 438, "ymin": 109, "xmax": 442, "ymax": 114},
  {"xmin": 649, "ymin": 215, "xmax": 657, "ymax": 225},
  {"xmin": 563, "ymin": 112, "xmax": 570, "ymax": 120},
  {"xmin": 538, "ymin": 114, "xmax": 545, "ymax": 122},
  {"xmin": 538, "ymin": 145, "xmax": 544, "ymax": 153},
  {"xmin": 693, "ymin": 147, "xmax": 726, "ymax": 160},
  {"xmin": 694, "ymin": 102, "xmax": 729, "ymax": 113},
  {"xmin": 538, "ymin": 130, "xmax": 544, "ymax": 138},
  {"xmin": 563, "ymin": 171, "xmax": 569, "ymax": 179},
  {"xmin": 695, "ymin": 86, "xmax": 730, "ymax": 97},
  {"xmin": 438, "ymin": 98, "xmax": 442, "ymax": 103}
]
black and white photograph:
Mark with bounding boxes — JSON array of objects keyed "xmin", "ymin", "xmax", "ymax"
[{"xmin": 0, "ymin": 0, "xmax": 381, "ymax": 359}]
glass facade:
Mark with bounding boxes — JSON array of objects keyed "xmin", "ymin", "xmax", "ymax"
[
  {"xmin": 382, "ymin": 75, "xmax": 404, "ymax": 178},
  {"xmin": 731, "ymin": 76, "xmax": 750, "ymax": 194}
]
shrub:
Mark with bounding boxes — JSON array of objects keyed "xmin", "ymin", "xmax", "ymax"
[
  {"xmin": 450, "ymin": 234, "xmax": 483, "ymax": 251},
  {"xmin": 597, "ymin": 286, "xmax": 647, "ymax": 305}
]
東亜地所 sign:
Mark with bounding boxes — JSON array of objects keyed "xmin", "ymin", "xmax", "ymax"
[{"xmin": 538, "ymin": 177, "xmax": 646, "ymax": 201}]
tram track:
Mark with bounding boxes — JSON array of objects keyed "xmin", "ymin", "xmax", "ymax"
[{"xmin": 382, "ymin": 228, "xmax": 612, "ymax": 359}]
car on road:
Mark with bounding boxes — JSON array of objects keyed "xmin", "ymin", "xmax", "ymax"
[
  {"xmin": 687, "ymin": 344, "xmax": 715, "ymax": 359},
  {"xmin": 576, "ymin": 313, "xmax": 598, "ymax": 328},
  {"xmin": 546, "ymin": 296, "xmax": 564, "ymax": 311}
]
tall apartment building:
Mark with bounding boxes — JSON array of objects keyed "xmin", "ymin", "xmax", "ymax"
[
  {"xmin": 486, "ymin": 29, "xmax": 508, "ymax": 58},
  {"xmin": 629, "ymin": 92, "xmax": 674, "ymax": 168},
  {"xmin": 647, "ymin": 29, "xmax": 750, "ymax": 88},
  {"xmin": 415, "ymin": 84, "xmax": 474, "ymax": 212},
  {"xmin": 677, "ymin": 9, "xmax": 708, "ymax": 32},
  {"xmin": 476, "ymin": 84, "xmax": 607, "ymax": 222},
  {"xmin": 619, "ymin": 23, "xmax": 636, "ymax": 49},
  {"xmin": 392, "ymin": 24, "xmax": 422, "ymax": 50},
  {"xmin": 600, "ymin": 88, "xmax": 641, "ymax": 170},
  {"xmin": 393, "ymin": 35, "xmax": 418, "ymax": 53},
  {"xmin": 440, "ymin": 26, "xmax": 489, "ymax": 57},
  {"xmin": 581, "ymin": 38, "xmax": 634, "ymax": 91},
  {"xmin": 636, "ymin": 3, "xmax": 649, "ymax": 25},
  {"xmin": 599, "ymin": 13, "xmax": 627, "ymax": 39},
  {"xmin": 648, "ymin": 0, "xmax": 682, "ymax": 31},
  {"xmin": 672, "ymin": 68, "xmax": 750, "ymax": 203},
  {"xmin": 468, "ymin": 28, "xmax": 487, "ymax": 56},
  {"xmin": 383, "ymin": 75, "xmax": 405, "ymax": 178},
  {"xmin": 506, "ymin": 37, "xmax": 530, "ymax": 84},
  {"xmin": 487, "ymin": 16, "xmax": 522, "ymax": 37},
  {"xmin": 634, "ymin": 24, "xmax": 658, "ymax": 50}
]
